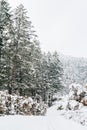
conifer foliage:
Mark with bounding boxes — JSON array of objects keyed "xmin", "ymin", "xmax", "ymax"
[
  {"xmin": 0, "ymin": 0, "xmax": 12, "ymax": 90},
  {"xmin": 0, "ymin": 0, "xmax": 64, "ymax": 102}
]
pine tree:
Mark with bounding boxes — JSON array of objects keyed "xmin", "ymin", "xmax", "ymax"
[
  {"xmin": 40, "ymin": 53, "xmax": 49, "ymax": 102},
  {"xmin": 47, "ymin": 51, "xmax": 63, "ymax": 92},
  {"xmin": 12, "ymin": 4, "xmax": 40, "ymax": 95},
  {"xmin": 32, "ymin": 39, "xmax": 42, "ymax": 92},
  {"xmin": 0, "ymin": 0, "xmax": 13, "ymax": 90}
]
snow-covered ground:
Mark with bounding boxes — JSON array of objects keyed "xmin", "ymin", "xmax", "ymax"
[
  {"xmin": 0, "ymin": 104, "xmax": 87, "ymax": 130},
  {"xmin": 0, "ymin": 83, "xmax": 87, "ymax": 130},
  {"xmin": 47, "ymin": 102, "xmax": 87, "ymax": 126}
]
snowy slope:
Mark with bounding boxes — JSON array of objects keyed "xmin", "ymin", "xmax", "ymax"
[
  {"xmin": 60, "ymin": 54, "xmax": 87, "ymax": 87},
  {"xmin": 0, "ymin": 106, "xmax": 87, "ymax": 130},
  {"xmin": 0, "ymin": 85, "xmax": 87, "ymax": 130}
]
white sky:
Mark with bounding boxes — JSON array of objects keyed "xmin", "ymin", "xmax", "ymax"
[{"xmin": 8, "ymin": 0, "xmax": 87, "ymax": 58}]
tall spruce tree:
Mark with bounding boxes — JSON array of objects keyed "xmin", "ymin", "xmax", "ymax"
[
  {"xmin": 40, "ymin": 53, "xmax": 49, "ymax": 101},
  {"xmin": 0, "ymin": 0, "xmax": 13, "ymax": 90},
  {"xmin": 12, "ymin": 4, "xmax": 42, "ymax": 95},
  {"xmin": 11, "ymin": 4, "xmax": 32, "ymax": 92},
  {"xmin": 47, "ymin": 51, "xmax": 63, "ymax": 92}
]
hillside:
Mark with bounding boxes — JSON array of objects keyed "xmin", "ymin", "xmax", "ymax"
[{"xmin": 60, "ymin": 54, "xmax": 87, "ymax": 88}]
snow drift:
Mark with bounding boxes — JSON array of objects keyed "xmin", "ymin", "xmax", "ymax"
[{"xmin": 56, "ymin": 83, "xmax": 87, "ymax": 126}]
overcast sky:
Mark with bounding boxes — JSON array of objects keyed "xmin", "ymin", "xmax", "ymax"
[{"xmin": 8, "ymin": 0, "xmax": 87, "ymax": 58}]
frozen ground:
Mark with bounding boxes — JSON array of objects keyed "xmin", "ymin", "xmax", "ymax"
[
  {"xmin": 0, "ymin": 104, "xmax": 87, "ymax": 130},
  {"xmin": 47, "ymin": 100, "xmax": 87, "ymax": 126}
]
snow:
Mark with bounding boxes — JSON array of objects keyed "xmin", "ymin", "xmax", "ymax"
[
  {"xmin": 52, "ymin": 83, "xmax": 87, "ymax": 126},
  {"xmin": 0, "ymin": 105, "xmax": 87, "ymax": 130},
  {"xmin": 61, "ymin": 107, "xmax": 87, "ymax": 126},
  {"xmin": 0, "ymin": 115, "xmax": 86, "ymax": 130},
  {"xmin": 0, "ymin": 83, "xmax": 87, "ymax": 130}
]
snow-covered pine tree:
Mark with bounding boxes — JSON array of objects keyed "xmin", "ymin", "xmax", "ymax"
[
  {"xmin": 40, "ymin": 53, "xmax": 49, "ymax": 102},
  {"xmin": 0, "ymin": 0, "xmax": 13, "ymax": 90},
  {"xmin": 12, "ymin": 4, "xmax": 42, "ymax": 95},
  {"xmin": 30, "ymin": 39, "xmax": 42, "ymax": 95},
  {"xmin": 38, "ymin": 52, "xmax": 64, "ymax": 103},
  {"xmin": 47, "ymin": 51, "xmax": 63, "ymax": 93},
  {"xmin": 11, "ymin": 4, "xmax": 33, "ymax": 94}
]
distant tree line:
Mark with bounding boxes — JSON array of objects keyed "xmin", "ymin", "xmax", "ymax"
[
  {"xmin": 60, "ymin": 55, "xmax": 87, "ymax": 88},
  {"xmin": 0, "ymin": 0, "xmax": 64, "ymax": 102}
]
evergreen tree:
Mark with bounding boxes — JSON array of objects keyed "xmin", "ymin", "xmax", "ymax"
[
  {"xmin": 40, "ymin": 53, "xmax": 49, "ymax": 102},
  {"xmin": 12, "ymin": 4, "xmax": 41, "ymax": 95},
  {"xmin": 47, "ymin": 51, "xmax": 63, "ymax": 92},
  {"xmin": 39, "ymin": 52, "xmax": 64, "ymax": 102},
  {"xmin": 32, "ymin": 39, "xmax": 42, "ymax": 91},
  {"xmin": 11, "ymin": 4, "xmax": 32, "ymax": 92},
  {"xmin": 0, "ymin": 1, "xmax": 64, "ymax": 101},
  {"xmin": 0, "ymin": 0, "xmax": 13, "ymax": 90}
]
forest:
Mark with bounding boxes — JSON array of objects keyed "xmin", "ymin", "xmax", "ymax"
[
  {"xmin": 1, "ymin": 0, "xmax": 87, "ymax": 129},
  {"xmin": 0, "ymin": 0, "xmax": 64, "ymax": 104}
]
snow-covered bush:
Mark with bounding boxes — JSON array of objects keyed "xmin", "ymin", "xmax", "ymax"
[
  {"xmin": 56, "ymin": 83, "xmax": 87, "ymax": 126},
  {"xmin": 57, "ymin": 96, "xmax": 83, "ymax": 111},
  {"xmin": 69, "ymin": 83, "xmax": 86, "ymax": 101},
  {"xmin": 57, "ymin": 83, "xmax": 87, "ymax": 111},
  {"xmin": 0, "ymin": 91, "xmax": 47, "ymax": 116}
]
